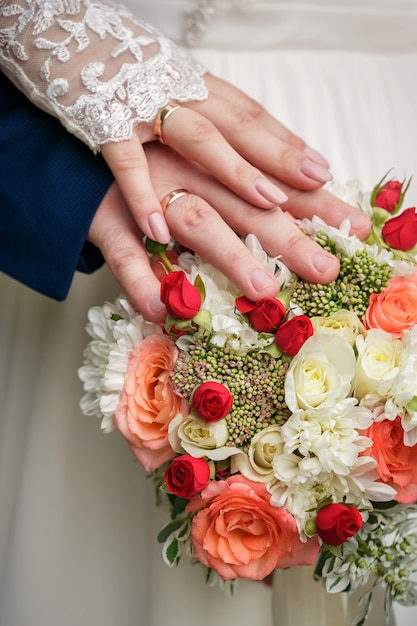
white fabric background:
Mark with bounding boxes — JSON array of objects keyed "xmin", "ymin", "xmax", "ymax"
[{"xmin": 2, "ymin": 1, "xmax": 417, "ymax": 625}]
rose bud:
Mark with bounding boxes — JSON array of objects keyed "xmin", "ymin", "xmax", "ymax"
[
  {"xmin": 381, "ymin": 207, "xmax": 417, "ymax": 251},
  {"xmin": 235, "ymin": 296, "xmax": 286, "ymax": 333},
  {"xmin": 160, "ymin": 271, "xmax": 202, "ymax": 319},
  {"xmin": 316, "ymin": 503, "xmax": 363, "ymax": 546},
  {"xmin": 192, "ymin": 381, "xmax": 234, "ymax": 422},
  {"xmin": 374, "ymin": 180, "xmax": 403, "ymax": 213},
  {"xmin": 275, "ymin": 315, "xmax": 314, "ymax": 356},
  {"xmin": 164, "ymin": 454, "xmax": 211, "ymax": 499}
]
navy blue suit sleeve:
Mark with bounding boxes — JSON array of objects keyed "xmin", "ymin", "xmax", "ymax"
[{"xmin": 0, "ymin": 71, "xmax": 114, "ymax": 300}]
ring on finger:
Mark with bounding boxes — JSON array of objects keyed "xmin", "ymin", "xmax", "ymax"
[
  {"xmin": 153, "ymin": 103, "xmax": 182, "ymax": 144},
  {"xmin": 160, "ymin": 188, "xmax": 189, "ymax": 213}
]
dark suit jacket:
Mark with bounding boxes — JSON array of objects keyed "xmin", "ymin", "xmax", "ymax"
[{"xmin": 0, "ymin": 71, "xmax": 113, "ymax": 299}]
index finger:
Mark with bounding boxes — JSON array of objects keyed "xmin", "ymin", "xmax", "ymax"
[{"xmin": 101, "ymin": 134, "xmax": 171, "ymax": 245}]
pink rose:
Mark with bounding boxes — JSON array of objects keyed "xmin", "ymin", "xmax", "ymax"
[
  {"xmin": 316, "ymin": 503, "xmax": 362, "ymax": 546},
  {"xmin": 191, "ymin": 381, "xmax": 234, "ymax": 422},
  {"xmin": 361, "ymin": 417, "xmax": 417, "ymax": 504},
  {"xmin": 187, "ymin": 475, "xmax": 319, "ymax": 580},
  {"xmin": 275, "ymin": 315, "xmax": 314, "ymax": 356},
  {"xmin": 381, "ymin": 207, "xmax": 417, "ymax": 251},
  {"xmin": 115, "ymin": 334, "xmax": 189, "ymax": 472},
  {"xmin": 160, "ymin": 271, "xmax": 202, "ymax": 319},
  {"xmin": 374, "ymin": 180, "xmax": 403, "ymax": 213},
  {"xmin": 164, "ymin": 454, "xmax": 211, "ymax": 499},
  {"xmin": 235, "ymin": 296, "xmax": 286, "ymax": 333}
]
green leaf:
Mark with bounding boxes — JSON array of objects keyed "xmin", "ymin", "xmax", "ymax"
[
  {"xmin": 193, "ymin": 274, "xmax": 206, "ymax": 302},
  {"xmin": 157, "ymin": 518, "xmax": 185, "ymax": 543},
  {"xmin": 164, "ymin": 538, "xmax": 179, "ymax": 566}
]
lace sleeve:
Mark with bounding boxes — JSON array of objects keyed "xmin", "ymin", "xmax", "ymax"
[{"xmin": 0, "ymin": 0, "xmax": 208, "ymax": 151}]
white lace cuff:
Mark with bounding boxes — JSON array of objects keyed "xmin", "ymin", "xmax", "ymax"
[{"xmin": 0, "ymin": 0, "xmax": 209, "ymax": 151}]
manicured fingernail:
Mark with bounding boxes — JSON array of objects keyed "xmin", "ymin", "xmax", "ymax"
[
  {"xmin": 313, "ymin": 252, "xmax": 338, "ymax": 273},
  {"xmin": 148, "ymin": 212, "xmax": 170, "ymax": 244},
  {"xmin": 254, "ymin": 178, "xmax": 288, "ymax": 204},
  {"xmin": 303, "ymin": 146, "xmax": 330, "ymax": 168},
  {"xmin": 250, "ymin": 269, "xmax": 278, "ymax": 291},
  {"xmin": 300, "ymin": 160, "xmax": 333, "ymax": 183},
  {"xmin": 348, "ymin": 212, "xmax": 371, "ymax": 231},
  {"xmin": 149, "ymin": 296, "xmax": 166, "ymax": 315}
]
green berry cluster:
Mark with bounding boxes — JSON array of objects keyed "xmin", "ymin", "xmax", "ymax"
[
  {"xmin": 171, "ymin": 340, "xmax": 290, "ymax": 447},
  {"xmin": 292, "ymin": 232, "xmax": 392, "ymax": 318}
]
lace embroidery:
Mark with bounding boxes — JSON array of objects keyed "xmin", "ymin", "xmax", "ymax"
[
  {"xmin": 0, "ymin": 0, "xmax": 208, "ymax": 150},
  {"xmin": 183, "ymin": 0, "xmax": 254, "ymax": 47}
]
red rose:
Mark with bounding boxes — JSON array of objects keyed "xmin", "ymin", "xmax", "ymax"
[
  {"xmin": 192, "ymin": 381, "xmax": 234, "ymax": 422},
  {"xmin": 316, "ymin": 503, "xmax": 362, "ymax": 546},
  {"xmin": 164, "ymin": 454, "xmax": 211, "ymax": 499},
  {"xmin": 275, "ymin": 315, "xmax": 314, "ymax": 356},
  {"xmin": 160, "ymin": 271, "xmax": 202, "ymax": 319},
  {"xmin": 374, "ymin": 180, "xmax": 403, "ymax": 213},
  {"xmin": 235, "ymin": 296, "xmax": 286, "ymax": 332},
  {"xmin": 381, "ymin": 207, "xmax": 417, "ymax": 251}
]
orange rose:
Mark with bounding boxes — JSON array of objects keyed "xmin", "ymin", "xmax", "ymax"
[
  {"xmin": 361, "ymin": 417, "xmax": 417, "ymax": 504},
  {"xmin": 365, "ymin": 274, "xmax": 417, "ymax": 338},
  {"xmin": 115, "ymin": 334, "xmax": 189, "ymax": 472},
  {"xmin": 187, "ymin": 475, "xmax": 319, "ymax": 580}
]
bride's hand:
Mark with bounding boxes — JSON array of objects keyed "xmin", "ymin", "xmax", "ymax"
[
  {"xmin": 88, "ymin": 143, "xmax": 370, "ymax": 323},
  {"xmin": 101, "ymin": 72, "xmax": 333, "ymax": 246}
]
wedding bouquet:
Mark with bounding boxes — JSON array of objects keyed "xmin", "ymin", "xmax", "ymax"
[{"xmin": 79, "ymin": 173, "xmax": 417, "ymax": 625}]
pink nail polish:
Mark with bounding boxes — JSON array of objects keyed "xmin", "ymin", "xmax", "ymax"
[
  {"xmin": 300, "ymin": 160, "xmax": 333, "ymax": 183},
  {"xmin": 255, "ymin": 178, "xmax": 288, "ymax": 204},
  {"xmin": 148, "ymin": 212, "xmax": 170, "ymax": 244},
  {"xmin": 303, "ymin": 146, "xmax": 330, "ymax": 168},
  {"xmin": 250, "ymin": 269, "xmax": 277, "ymax": 292},
  {"xmin": 313, "ymin": 252, "xmax": 338, "ymax": 273}
]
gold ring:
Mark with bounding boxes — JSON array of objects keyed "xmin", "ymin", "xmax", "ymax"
[
  {"xmin": 160, "ymin": 189, "xmax": 189, "ymax": 213},
  {"xmin": 153, "ymin": 103, "xmax": 182, "ymax": 144}
]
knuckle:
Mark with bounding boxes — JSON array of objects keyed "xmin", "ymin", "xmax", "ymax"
[
  {"xmin": 285, "ymin": 228, "xmax": 309, "ymax": 253},
  {"xmin": 169, "ymin": 195, "xmax": 215, "ymax": 231},
  {"xmin": 243, "ymin": 97, "xmax": 266, "ymax": 122},
  {"xmin": 229, "ymin": 107, "xmax": 257, "ymax": 131},
  {"xmin": 188, "ymin": 117, "xmax": 217, "ymax": 145},
  {"xmin": 112, "ymin": 153, "xmax": 143, "ymax": 173}
]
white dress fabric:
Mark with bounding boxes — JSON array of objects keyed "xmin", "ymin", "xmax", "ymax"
[{"xmin": 2, "ymin": 1, "xmax": 417, "ymax": 625}]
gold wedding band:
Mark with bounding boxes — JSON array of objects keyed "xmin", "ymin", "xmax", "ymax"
[
  {"xmin": 160, "ymin": 189, "xmax": 189, "ymax": 213},
  {"xmin": 153, "ymin": 103, "xmax": 182, "ymax": 144}
]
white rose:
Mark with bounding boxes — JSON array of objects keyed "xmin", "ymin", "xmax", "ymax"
[
  {"xmin": 168, "ymin": 413, "xmax": 240, "ymax": 461},
  {"xmin": 285, "ymin": 334, "xmax": 356, "ymax": 411},
  {"xmin": 231, "ymin": 425, "xmax": 284, "ymax": 483},
  {"xmin": 311, "ymin": 309, "xmax": 365, "ymax": 346},
  {"xmin": 355, "ymin": 329, "xmax": 403, "ymax": 401}
]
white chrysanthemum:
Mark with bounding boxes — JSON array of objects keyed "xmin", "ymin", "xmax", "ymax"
[
  {"xmin": 78, "ymin": 296, "xmax": 161, "ymax": 432},
  {"xmin": 326, "ymin": 178, "xmax": 370, "ymax": 213},
  {"xmin": 280, "ymin": 400, "xmax": 373, "ymax": 477}
]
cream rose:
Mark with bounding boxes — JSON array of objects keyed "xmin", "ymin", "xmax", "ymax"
[
  {"xmin": 355, "ymin": 329, "xmax": 403, "ymax": 401},
  {"xmin": 231, "ymin": 425, "xmax": 284, "ymax": 483},
  {"xmin": 285, "ymin": 334, "xmax": 356, "ymax": 411},
  {"xmin": 311, "ymin": 309, "xmax": 365, "ymax": 346},
  {"xmin": 168, "ymin": 413, "xmax": 240, "ymax": 461}
]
